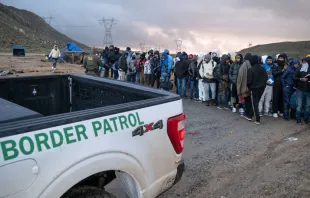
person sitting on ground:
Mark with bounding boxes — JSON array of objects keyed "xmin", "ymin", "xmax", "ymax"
[{"xmin": 247, "ymin": 55, "xmax": 268, "ymax": 125}]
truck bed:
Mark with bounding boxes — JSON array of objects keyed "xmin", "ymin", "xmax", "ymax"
[{"xmin": 0, "ymin": 74, "xmax": 180, "ymax": 138}]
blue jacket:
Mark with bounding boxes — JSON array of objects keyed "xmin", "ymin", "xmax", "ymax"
[
  {"xmin": 281, "ymin": 65, "xmax": 295, "ymax": 87},
  {"xmin": 263, "ymin": 56, "xmax": 275, "ymax": 86},
  {"xmin": 160, "ymin": 51, "xmax": 172, "ymax": 74}
]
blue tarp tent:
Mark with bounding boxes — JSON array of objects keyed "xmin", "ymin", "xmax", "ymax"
[
  {"xmin": 13, "ymin": 45, "xmax": 26, "ymax": 56},
  {"xmin": 61, "ymin": 42, "xmax": 83, "ymax": 53}
]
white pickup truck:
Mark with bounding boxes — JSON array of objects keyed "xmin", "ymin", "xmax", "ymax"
[{"xmin": 0, "ymin": 74, "xmax": 185, "ymax": 198}]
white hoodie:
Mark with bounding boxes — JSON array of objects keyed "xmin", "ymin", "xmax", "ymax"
[
  {"xmin": 49, "ymin": 48, "xmax": 60, "ymax": 59},
  {"xmin": 199, "ymin": 60, "xmax": 217, "ymax": 79}
]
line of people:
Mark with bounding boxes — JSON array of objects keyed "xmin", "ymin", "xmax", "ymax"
[{"xmin": 173, "ymin": 52, "xmax": 310, "ymax": 125}]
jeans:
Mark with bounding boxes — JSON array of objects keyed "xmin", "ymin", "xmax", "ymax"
[
  {"xmin": 113, "ymin": 69, "xmax": 119, "ymax": 79},
  {"xmin": 127, "ymin": 73, "xmax": 136, "ymax": 83},
  {"xmin": 52, "ymin": 58, "xmax": 58, "ymax": 68},
  {"xmin": 177, "ymin": 76, "xmax": 187, "ymax": 97},
  {"xmin": 189, "ymin": 80, "xmax": 199, "ymax": 98},
  {"xmin": 283, "ymin": 86, "xmax": 294, "ymax": 118},
  {"xmin": 296, "ymin": 90, "xmax": 310, "ymax": 121}
]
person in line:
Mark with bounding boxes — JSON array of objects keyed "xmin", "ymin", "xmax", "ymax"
[
  {"xmin": 103, "ymin": 45, "xmax": 116, "ymax": 78},
  {"xmin": 150, "ymin": 51, "xmax": 161, "ymax": 88},
  {"xmin": 293, "ymin": 57, "xmax": 310, "ymax": 124},
  {"xmin": 118, "ymin": 52, "xmax": 128, "ymax": 81},
  {"xmin": 159, "ymin": 51, "xmax": 173, "ymax": 90},
  {"xmin": 229, "ymin": 54, "xmax": 244, "ymax": 113},
  {"xmin": 258, "ymin": 56, "xmax": 275, "ymax": 116},
  {"xmin": 127, "ymin": 53, "xmax": 137, "ymax": 83},
  {"xmin": 258, "ymin": 68, "xmax": 274, "ymax": 117},
  {"xmin": 212, "ymin": 55, "xmax": 221, "ymax": 105},
  {"xmin": 188, "ymin": 55, "xmax": 199, "ymax": 100},
  {"xmin": 125, "ymin": 47, "xmax": 133, "ymax": 66},
  {"xmin": 136, "ymin": 53, "xmax": 146, "ymax": 84},
  {"xmin": 112, "ymin": 47, "xmax": 122, "ymax": 79},
  {"xmin": 198, "ymin": 54, "xmax": 217, "ymax": 105},
  {"xmin": 237, "ymin": 53, "xmax": 252, "ymax": 120},
  {"xmin": 281, "ymin": 58, "xmax": 299, "ymax": 120},
  {"xmin": 247, "ymin": 55, "xmax": 268, "ymax": 125},
  {"xmin": 173, "ymin": 52, "xmax": 182, "ymax": 93},
  {"xmin": 175, "ymin": 52, "xmax": 189, "ymax": 98},
  {"xmin": 144, "ymin": 55, "xmax": 153, "ymax": 86},
  {"xmin": 216, "ymin": 54, "xmax": 231, "ymax": 109},
  {"xmin": 83, "ymin": 48, "xmax": 103, "ymax": 76},
  {"xmin": 272, "ymin": 53, "xmax": 287, "ymax": 118},
  {"xmin": 49, "ymin": 45, "xmax": 60, "ymax": 71}
]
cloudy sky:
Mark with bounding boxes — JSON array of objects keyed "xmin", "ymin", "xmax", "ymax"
[{"xmin": 2, "ymin": 0, "xmax": 310, "ymax": 53}]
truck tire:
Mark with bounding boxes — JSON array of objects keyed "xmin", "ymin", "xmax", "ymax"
[{"xmin": 63, "ymin": 186, "xmax": 116, "ymax": 198}]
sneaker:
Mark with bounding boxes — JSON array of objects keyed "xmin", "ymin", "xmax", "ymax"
[
  {"xmin": 194, "ymin": 98, "xmax": 200, "ymax": 101},
  {"xmin": 205, "ymin": 101, "xmax": 210, "ymax": 106},
  {"xmin": 244, "ymin": 116, "xmax": 252, "ymax": 121},
  {"xmin": 259, "ymin": 113, "xmax": 263, "ymax": 117},
  {"xmin": 232, "ymin": 108, "xmax": 237, "ymax": 113},
  {"xmin": 224, "ymin": 106, "xmax": 230, "ymax": 110},
  {"xmin": 254, "ymin": 121, "xmax": 261, "ymax": 125},
  {"xmin": 239, "ymin": 108, "xmax": 245, "ymax": 114},
  {"xmin": 218, "ymin": 106, "xmax": 224, "ymax": 110},
  {"xmin": 297, "ymin": 119, "xmax": 302, "ymax": 124},
  {"xmin": 279, "ymin": 113, "xmax": 284, "ymax": 117},
  {"xmin": 273, "ymin": 113, "xmax": 278, "ymax": 118},
  {"xmin": 264, "ymin": 112, "xmax": 269, "ymax": 116}
]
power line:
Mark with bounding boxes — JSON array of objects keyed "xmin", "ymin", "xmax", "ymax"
[
  {"xmin": 42, "ymin": 16, "xmax": 54, "ymax": 25},
  {"xmin": 139, "ymin": 42, "xmax": 146, "ymax": 52},
  {"xmin": 174, "ymin": 39, "xmax": 182, "ymax": 53},
  {"xmin": 98, "ymin": 17, "xmax": 118, "ymax": 47}
]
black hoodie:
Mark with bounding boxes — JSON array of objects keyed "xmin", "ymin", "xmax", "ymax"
[
  {"xmin": 247, "ymin": 55, "xmax": 268, "ymax": 90},
  {"xmin": 293, "ymin": 57, "xmax": 310, "ymax": 92}
]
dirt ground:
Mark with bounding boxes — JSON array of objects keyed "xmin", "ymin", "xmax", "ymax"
[{"xmin": 0, "ymin": 53, "xmax": 84, "ymax": 76}]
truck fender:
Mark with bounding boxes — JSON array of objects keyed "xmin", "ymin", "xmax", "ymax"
[{"xmin": 39, "ymin": 152, "xmax": 147, "ymax": 198}]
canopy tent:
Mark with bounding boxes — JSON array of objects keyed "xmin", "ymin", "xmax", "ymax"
[
  {"xmin": 60, "ymin": 42, "xmax": 84, "ymax": 53},
  {"xmin": 13, "ymin": 45, "xmax": 26, "ymax": 56}
]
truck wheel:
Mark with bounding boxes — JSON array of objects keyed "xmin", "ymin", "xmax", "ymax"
[{"xmin": 63, "ymin": 186, "xmax": 116, "ymax": 198}]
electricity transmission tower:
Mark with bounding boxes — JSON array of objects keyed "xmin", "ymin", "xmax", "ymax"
[
  {"xmin": 99, "ymin": 18, "xmax": 118, "ymax": 47},
  {"xmin": 140, "ymin": 42, "xmax": 146, "ymax": 52},
  {"xmin": 174, "ymin": 39, "xmax": 182, "ymax": 52},
  {"xmin": 43, "ymin": 16, "xmax": 54, "ymax": 25}
]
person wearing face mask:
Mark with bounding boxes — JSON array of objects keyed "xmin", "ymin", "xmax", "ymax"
[
  {"xmin": 103, "ymin": 45, "xmax": 115, "ymax": 78},
  {"xmin": 127, "ymin": 53, "xmax": 137, "ymax": 83},
  {"xmin": 247, "ymin": 55, "xmax": 268, "ymax": 125},
  {"xmin": 237, "ymin": 53, "xmax": 252, "ymax": 120},
  {"xmin": 272, "ymin": 53, "xmax": 287, "ymax": 118},
  {"xmin": 49, "ymin": 45, "xmax": 60, "ymax": 71},
  {"xmin": 216, "ymin": 54, "xmax": 231, "ymax": 110},
  {"xmin": 136, "ymin": 53, "xmax": 146, "ymax": 84},
  {"xmin": 281, "ymin": 58, "xmax": 299, "ymax": 120},
  {"xmin": 229, "ymin": 54, "xmax": 244, "ymax": 113},
  {"xmin": 150, "ymin": 51, "xmax": 161, "ymax": 88},
  {"xmin": 293, "ymin": 57, "xmax": 310, "ymax": 124},
  {"xmin": 198, "ymin": 54, "xmax": 217, "ymax": 105},
  {"xmin": 188, "ymin": 55, "xmax": 199, "ymax": 100}
]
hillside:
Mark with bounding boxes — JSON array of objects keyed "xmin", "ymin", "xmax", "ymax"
[
  {"xmin": 238, "ymin": 41, "xmax": 310, "ymax": 58},
  {"xmin": 0, "ymin": 3, "xmax": 89, "ymax": 53}
]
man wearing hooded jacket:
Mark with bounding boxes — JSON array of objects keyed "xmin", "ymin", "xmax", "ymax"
[
  {"xmin": 272, "ymin": 53, "xmax": 287, "ymax": 118},
  {"xmin": 215, "ymin": 54, "xmax": 231, "ymax": 109},
  {"xmin": 229, "ymin": 54, "xmax": 244, "ymax": 113}
]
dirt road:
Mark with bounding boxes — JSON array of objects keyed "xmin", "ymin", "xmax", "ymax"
[
  {"xmin": 0, "ymin": 53, "xmax": 84, "ymax": 76},
  {"xmin": 160, "ymin": 99, "xmax": 310, "ymax": 198}
]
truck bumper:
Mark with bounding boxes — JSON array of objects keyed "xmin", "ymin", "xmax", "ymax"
[{"xmin": 173, "ymin": 159, "xmax": 185, "ymax": 185}]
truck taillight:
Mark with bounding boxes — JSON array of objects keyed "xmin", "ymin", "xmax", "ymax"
[{"xmin": 167, "ymin": 113, "xmax": 186, "ymax": 154}]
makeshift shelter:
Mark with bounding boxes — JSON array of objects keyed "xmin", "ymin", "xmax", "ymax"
[
  {"xmin": 13, "ymin": 45, "xmax": 26, "ymax": 56},
  {"xmin": 60, "ymin": 42, "xmax": 85, "ymax": 64}
]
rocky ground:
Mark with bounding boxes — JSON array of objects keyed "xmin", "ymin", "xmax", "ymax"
[
  {"xmin": 0, "ymin": 53, "xmax": 84, "ymax": 76},
  {"xmin": 159, "ymin": 99, "xmax": 310, "ymax": 198}
]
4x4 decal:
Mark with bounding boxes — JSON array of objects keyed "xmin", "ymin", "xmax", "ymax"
[{"xmin": 132, "ymin": 120, "xmax": 163, "ymax": 137}]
